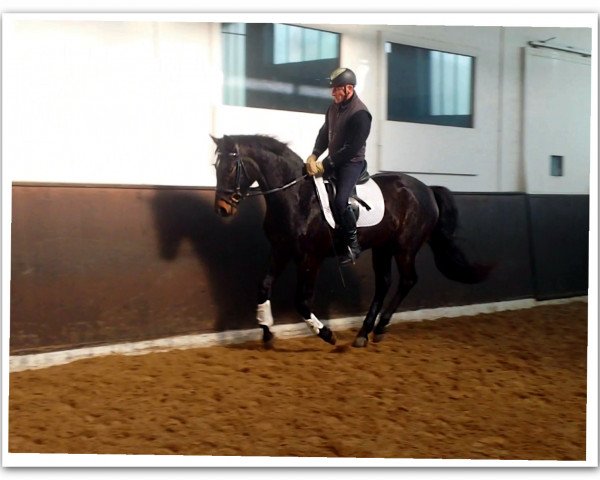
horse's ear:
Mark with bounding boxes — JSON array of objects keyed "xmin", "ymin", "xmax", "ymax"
[{"xmin": 209, "ymin": 134, "xmax": 221, "ymax": 147}]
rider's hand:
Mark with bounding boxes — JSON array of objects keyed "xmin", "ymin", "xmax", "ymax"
[
  {"xmin": 313, "ymin": 161, "xmax": 325, "ymax": 176},
  {"xmin": 306, "ymin": 154, "xmax": 319, "ymax": 176}
]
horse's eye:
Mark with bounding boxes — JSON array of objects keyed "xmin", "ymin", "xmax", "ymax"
[{"xmin": 228, "ymin": 152, "xmax": 238, "ymax": 158}]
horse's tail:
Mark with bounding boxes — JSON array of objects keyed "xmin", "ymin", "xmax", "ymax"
[{"xmin": 428, "ymin": 186, "xmax": 492, "ymax": 284}]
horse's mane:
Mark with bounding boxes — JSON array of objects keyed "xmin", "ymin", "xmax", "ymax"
[{"xmin": 229, "ymin": 135, "xmax": 301, "ymax": 162}]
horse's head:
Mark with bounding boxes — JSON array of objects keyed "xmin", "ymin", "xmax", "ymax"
[{"xmin": 211, "ymin": 135, "xmax": 255, "ymax": 217}]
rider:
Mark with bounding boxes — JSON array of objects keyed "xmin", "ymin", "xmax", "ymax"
[{"xmin": 306, "ymin": 67, "xmax": 372, "ymax": 265}]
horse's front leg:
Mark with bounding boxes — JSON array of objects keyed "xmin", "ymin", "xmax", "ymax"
[
  {"xmin": 257, "ymin": 250, "xmax": 289, "ymax": 348},
  {"xmin": 295, "ymin": 256, "xmax": 337, "ymax": 345}
]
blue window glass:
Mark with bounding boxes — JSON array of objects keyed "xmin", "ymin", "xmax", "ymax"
[
  {"xmin": 222, "ymin": 23, "xmax": 341, "ymax": 114},
  {"xmin": 386, "ymin": 42, "xmax": 475, "ymax": 128}
]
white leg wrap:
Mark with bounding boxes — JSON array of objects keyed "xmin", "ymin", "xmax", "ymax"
[
  {"xmin": 305, "ymin": 314, "xmax": 324, "ymax": 335},
  {"xmin": 256, "ymin": 300, "xmax": 274, "ymax": 327}
]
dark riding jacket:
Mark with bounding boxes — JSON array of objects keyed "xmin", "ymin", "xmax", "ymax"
[{"xmin": 312, "ymin": 93, "xmax": 372, "ymax": 170}]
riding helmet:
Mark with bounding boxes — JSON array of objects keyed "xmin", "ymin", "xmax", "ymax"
[{"xmin": 329, "ymin": 67, "xmax": 357, "ymax": 87}]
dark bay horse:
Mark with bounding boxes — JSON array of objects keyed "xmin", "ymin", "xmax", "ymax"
[{"xmin": 211, "ymin": 134, "xmax": 490, "ymax": 348}]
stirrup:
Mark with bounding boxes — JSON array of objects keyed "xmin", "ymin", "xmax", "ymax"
[{"xmin": 339, "ymin": 246, "xmax": 360, "ymax": 266}]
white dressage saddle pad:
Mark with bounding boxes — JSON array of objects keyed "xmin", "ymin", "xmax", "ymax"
[{"xmin": 313, "ymin": 176, "xmax": 385, "ymax": 229}]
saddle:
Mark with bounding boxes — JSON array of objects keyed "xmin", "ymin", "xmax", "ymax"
[{"xmin": 313, "ymin": 169, "xmax": 385, "ymax": 230}]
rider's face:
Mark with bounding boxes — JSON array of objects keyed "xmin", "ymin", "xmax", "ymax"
[{"xmin": 331, "ymin": 84, "xmax": 354, "ymax": 104}]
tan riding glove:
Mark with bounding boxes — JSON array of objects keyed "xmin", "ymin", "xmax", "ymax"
[{"xmin": 306, "ymin": 154, "xmax": 325, "ymax": 177}]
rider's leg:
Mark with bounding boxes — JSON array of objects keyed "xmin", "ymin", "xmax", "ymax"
[{"xmin": 333, "ymin": 161, "xmax": 365, "ymax": 265}]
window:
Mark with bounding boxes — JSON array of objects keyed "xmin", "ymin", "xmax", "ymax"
[
  {"xmin": 273, "ymin": 24, "xmax": 339, "ymax": 65},
  {"xmin": 550, "ymin": 155, "xmax": 564, "ymax": 176},
  {"xmin": 386, "ymin": 42, "xmax": 475, "ymax": 128},
  {"xmin": 222, "ymin": 23, "xmax": 340, "ymax": 114}
]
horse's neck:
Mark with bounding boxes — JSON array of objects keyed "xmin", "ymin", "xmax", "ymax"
[
  {"xmin": 253, "ymin": 151, "xmax": 307, "ymax": 219},
  {"xmin": 254, "ymin": 152, "xmax": 300, "ymax": 190}
]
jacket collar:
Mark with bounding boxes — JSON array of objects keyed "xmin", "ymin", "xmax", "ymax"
[{"xmin": 335, "ymin": 92, "xmax": 357, "ymax": 112}]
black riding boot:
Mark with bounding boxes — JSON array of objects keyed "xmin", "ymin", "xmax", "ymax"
[{"xmin": 338, "ymin": 205, "xmax": 361, "ymax": 266}]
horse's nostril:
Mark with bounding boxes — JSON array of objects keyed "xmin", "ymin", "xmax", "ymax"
[
  {"xmin": 216, "ymin": 206, "xmax": 228, "ymax": 217},
  {"xmin": 215, "ymin": 198, "xmax": 237, "ymax": 217}
]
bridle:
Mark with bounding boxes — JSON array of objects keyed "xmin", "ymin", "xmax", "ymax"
[
  {"xmin": 216, "ymin": 147, "xmax": 309, "ymax": 208},
  {"xmin": 215, "ymin": 149, "xmax": 248, "ymax": 207}
]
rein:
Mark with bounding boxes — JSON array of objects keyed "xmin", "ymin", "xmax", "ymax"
[{"xmin": 246, "ymin": 173, "xmax": 309, "ymax": 197}]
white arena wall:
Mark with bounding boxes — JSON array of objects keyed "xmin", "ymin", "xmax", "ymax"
[{"xmin": 3, "ymin": 16, "xmax": 593, "ymax": 194}]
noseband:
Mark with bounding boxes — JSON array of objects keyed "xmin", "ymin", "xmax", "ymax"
[{"xmin": 216, "ymin": 147, "xmax": 309, "ymax": 208}]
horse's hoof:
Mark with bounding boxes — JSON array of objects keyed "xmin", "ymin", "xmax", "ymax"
[
  {"xmin": 261, "ymin": 326, "xmax": 274, "ymax": 349},
  {"xmin": 352, "ymin": 336, "xmax": 368, "ymax": 348},
  {"xmin": 373, "ymin": 324, "xmax": 389, "ymax": 343},
  {"xmin": 318, "ymin": 326, "xmax": 337, "ymax": 345},
  {"xmin": 372, "ymin": 333, "xmax": 386, "ymax": 343}
]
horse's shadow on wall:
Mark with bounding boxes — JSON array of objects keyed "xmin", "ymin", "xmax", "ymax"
[{"xmin": 150, "ymin": 189, "xmax": 364, "ymax": 334}]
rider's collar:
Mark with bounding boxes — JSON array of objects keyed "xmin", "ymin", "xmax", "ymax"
[{"xmin": 336, "ymin": 92, "xmax": 356, "ymax": 111}]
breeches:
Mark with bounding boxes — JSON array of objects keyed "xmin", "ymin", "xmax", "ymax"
[{"xmin": 332, "ymin": 160, "xmax": 366, "ymax": 219}]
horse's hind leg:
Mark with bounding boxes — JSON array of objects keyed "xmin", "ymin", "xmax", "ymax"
[
  {"xmin": 353, "ymin": 247, "xmax": 393, "ymax": 348},
  {"xmin": 372, "ymin": 252, "xmax": 417, "ymax": 343},
  {"xmin": 257, "ymin": 250, "xmax": 289, "ymax": 348}
]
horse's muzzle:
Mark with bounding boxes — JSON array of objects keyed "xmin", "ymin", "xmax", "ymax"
[{"xmin": 215, "ymin": 197, "xmax": 237, "ymax": 217}]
